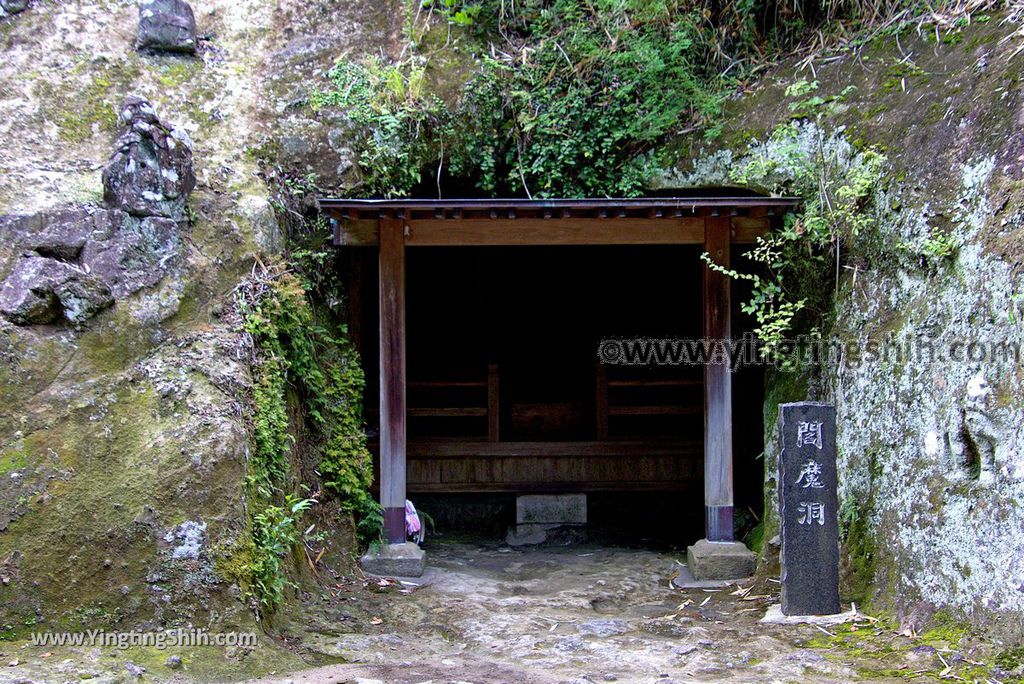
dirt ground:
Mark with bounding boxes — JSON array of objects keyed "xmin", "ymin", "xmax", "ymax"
[
  {"xmin": 0, "ymin": 538, "xmax": 1008, "ymax": 684},
  {"xmin": 251, "ymin": 539, "xmax": 1000, "ymax": 684}
]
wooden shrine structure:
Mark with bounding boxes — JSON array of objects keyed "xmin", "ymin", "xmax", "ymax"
[{"xmin": 323, "ymin": 197, "xmax": 800, "ymax": 545}]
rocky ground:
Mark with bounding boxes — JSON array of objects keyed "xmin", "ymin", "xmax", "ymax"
[{"xmin": 0, "ymin": 537, "xmax": 1015, "ymax": 684}]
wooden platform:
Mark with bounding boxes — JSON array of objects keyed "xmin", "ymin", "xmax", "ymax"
[{"xmin": 370, "ymin": 439, "xmax": 701, "ymax": 493}]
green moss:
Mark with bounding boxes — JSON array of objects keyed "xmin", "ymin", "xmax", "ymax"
[
  {"xmin": 36, "ymin": 58, "xmax": 142, "ymax": 144},
  {"xmin": 0, "ymin": 357, "xmax": 251, "ymax": 634},
  {"xmin": 804, "ymin": 616, "xmax": 996, "ymax": 681},
  {"xmin": 995, "ymin": 646, "xmax": 1024, "ymax": 671},
  {"xmin": 236, "ymin": 266, "xmax": 376, "ymax": 615},
  {"xmin": 213, "ymin": 539, "xmax": 255, "ymax": 597},
  {"xmin": 154, "ymin": 58, "xmax": 203, "ymax": 89},
  {"xmin": 880, "ymin": 61, "xmax": 926, "ymax": 93},
  {"xmin": 763, "ymin": 368, "xmax": 810, "ymax": 432},
  {"xmin": 115, "ymin": 641, "xmax": 311, "ymax": 682},
  {"xmin": 918, "ymin": 609, "xmax": 972, "ymax": 648},
  {"xmin": 839, "ymin": 492, "xmax": 877, "ymax": 606},
  {"xmin": 0, "ymin": 450, "xmax": 27, "ymax": 475},
  {"xmin": 861, "ymin": 103, "xmax": 888, "ymax": 119},
  {"xmin": 77, "ymin": 305, "xmax": 162, "ymax": 374}
]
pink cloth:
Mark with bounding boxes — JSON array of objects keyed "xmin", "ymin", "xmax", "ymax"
[{"xmin": 405, "ymin": 499, "xmax": 422, "ymax": 536}]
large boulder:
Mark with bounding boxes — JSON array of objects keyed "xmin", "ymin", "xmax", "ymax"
[
  {"xmin": 0, "ymin": 207, "xmax": 124, "ymax": 263},
  {"xmin": 102, "ymin": 97, "xmax": 195, "ymax": 220},
  {"xmin": 0, "ymin": 0, "xmax": 29, "ymax": 17},
  {"xmin": 80, "ymin": 215, "xmax": 180, "ymax": 298},
  {"xmin": 137, "ymin": 0, "xmax": 197, "ymax": 55},
  {"xmin": 0, "ymin": 207, "xmax": 182, "ymax": 326},
  {"xmin": 0, "ymin": 256, "xmax": 113, "ymax": 325}
]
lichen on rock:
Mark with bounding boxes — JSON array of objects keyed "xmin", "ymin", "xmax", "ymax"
[
  {"xmin": 102, "ymin": 96, "xmax": 195, "ymax": 221},
  {"xmin": 0, "ymin": 255, "xmax": 113, "ymax": 325},
  {"xmin": 664, "ymin": 16, "xmax": 1024, "ymax": 642}
]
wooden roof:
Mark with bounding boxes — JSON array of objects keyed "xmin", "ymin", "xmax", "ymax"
[
  {"xmin": 321, "ymin": 196, "xmax": 799, "ymax": 217},
  {"xmin": 321, "ymin": 196, "xmax": 801, "ymax": 246}
]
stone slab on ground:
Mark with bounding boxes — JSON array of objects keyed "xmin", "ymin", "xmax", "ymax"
[
  {"xmin": 686, "ymin": 538, "xmax": 756, "ymax": 580},
  {"xmin": 516, "ymin": 493, "xmax": 587, "ymax": 524},
  {"xmin": 671, "ymin": 560, "xmax": 742, "ymax": 589},
  {"xmin": 359, "ymin": 542, "xmax": 425, "ymax": 578},
  {"xmin": 760, "ymin": 603, "xmax": 860, "ymax": 625},
  {"xmin": 505, "ymin": 523, "xmax": 590, "ymax": 547},
  {"xmin": 506, "ymin": 522, "xmax": 557, "ymax": 546}
]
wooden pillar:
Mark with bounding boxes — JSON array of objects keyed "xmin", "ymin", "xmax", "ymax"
[
  {"xmin": 379, "ymin": 217, "xmax": 407, "ymax": 544},
  {"xmin": 487, "ymin": 363, "xmax": 500, "ymax": 443},
  {"xmin": 595, "ymin": 363, "xmax": 609, "ymax": 440},
  {"xmin": 703, "ymin": 216, "xmax": 733, "ymax": 542},
  {"xmin": 346, "ymin": 249, "xmax": 364, "ymax": 355}
]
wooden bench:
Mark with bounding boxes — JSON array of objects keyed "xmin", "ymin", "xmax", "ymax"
[
  {"xmin": 369, "ymin": 438, "xmax": 702, "ymax": 493},
  {"xmin": 595, "ymin": 364, "xmax": 702, "ymax": 440},
  {"xmin": 408, "ymin": 364, "xmax": 500, "ymax": 441}
]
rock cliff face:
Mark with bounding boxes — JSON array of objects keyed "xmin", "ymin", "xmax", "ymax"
[
  {"xmin": 2, "ymin": 0, "xmax": 1023, "ymax": 647},
  {"xmin": 0, "ymin": 0, "xmax": 398, "ymax": 634},
  {"xmin": 665, "ymin": 17, "xmax": 1024, "ymax": 642},
  {"xmin": 0, "ymin": 95, "xmax": 191, "ymax": 329}
]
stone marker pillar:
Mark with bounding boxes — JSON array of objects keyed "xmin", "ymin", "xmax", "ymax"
[{"xmin": 778, "ymin": 401, "xmax": 841, "ymax": 616}]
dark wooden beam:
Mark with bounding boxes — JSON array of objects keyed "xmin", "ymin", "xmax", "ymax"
[
  {"xmin": 595, "ymin": 363, "xmax": 609, "ymax": 441},
  {"xmin": 730, "ymin": 216, "xmax": 772, "ymax": 243},
  {"xmin": 378, "ymin": 217, "xmax": 407, "ymax": 544},
  {"xmin": 380, "ymin": 439, "xmax": 701, "ymax": 458},
  {"xmin": 406, "ymin": 481, "xmax": 696, "ymax": 493},
  {"xmin": 321, "ymin": 196, "xmax": 799, "ymax": 213},
  {"xmin": 703, "ymin": 216, "xmax": 734, "ymax": 542},
  {"xmin": 331, "ymin": 214, "xmax": 772, "ymax": 246},
  {"xmin": 333, "ymin": 218, "xmax": 379, "ymax": 246},
  {"xmin": 404, "ymin": 218, "xmax": 705, "ymax": 246}
]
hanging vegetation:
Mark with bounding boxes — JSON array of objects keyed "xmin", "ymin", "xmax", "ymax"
[
  {"xmin": 237, "ymin": 266, "xmax": 378, "ymax": 615},
  {"xmin": 311, "ymin": 0, "xmax": 984, "ymax": 199}
]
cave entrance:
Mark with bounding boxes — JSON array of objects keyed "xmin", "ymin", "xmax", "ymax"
[{"xmin": 324, "ymin": 197, "xmax": 798, "ymax": 548}]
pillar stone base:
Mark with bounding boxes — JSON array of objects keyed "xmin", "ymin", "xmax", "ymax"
[
  {"xmin": 360, "ymin": 542, "xmax": 425, "ymax": 578},
  {"xmin": 686, "ymin": 538, "xmax": 755, "ymax": 580}
]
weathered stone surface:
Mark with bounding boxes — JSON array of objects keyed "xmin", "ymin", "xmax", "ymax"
[
  {"xmin": 0, "ymin": 0, "xmax": 280, "ymax": 643},
  {"xmin": 686, "ymin": 539, "xmax": 755, "ymax": 581},
  {"xmin": 0, "ymin": 256, "xmax": 113, "ymax": 325},
  {"xmin": 2, "ymin": 209, "xmax": 108, "ymax": 262},
  {"xmin": 578, "ymin": 619, "xmax": 631, "ymax": 637},
  {"xmin": 516, "ymin": 493, "xmax": 587, "ymax": 525},
  {"xmin": 360, "ymin": 542, "xmax": 425, "ymax": 577},
  {"xmin": 664, "ymin": 17, "xmax": 1024, "ymax": 640},
  {"xmin": 102, "ymin": 97, "xmax": 195, "ymax": 220},
  {"xmin": 0, "ymin": 0, "xmax": 28, "ymax": 16},
  {"xmin": 80, "ymin": 215, "xmax": 180, "ymax": 298},
  {"xmin": 778, "ymin": 402, "xmax": 841, "ymax": 616},
  {"xmin": 0, "ymin": 257, "xmax": 61, "ymax": 324},
  {"xmin": 137, "ymin": 0, "xmax": 197, "ymax": 54},
  {"xmin": 0, "ymin": 207, "xmax": 180, "ymax": 325},
  {"xmin": 277, "ymin": 115, "xmax": 361, "ymax": 192}
]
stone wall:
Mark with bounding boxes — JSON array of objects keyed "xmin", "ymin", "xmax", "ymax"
[{"xmin": 664, "ymin": 16, "xmax": 1024, "ymax": 643}]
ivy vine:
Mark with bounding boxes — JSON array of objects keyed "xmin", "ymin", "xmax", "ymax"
[
  {"xmin": 237, "ymin": 265, "xmax": 378, "ymax": 615},
  {"xmin": 704, "ymin": 114, "xmax": 886, "ymax": 356}
]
